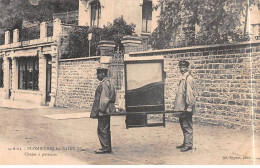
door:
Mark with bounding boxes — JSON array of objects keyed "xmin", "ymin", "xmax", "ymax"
[
  {"xmin": 124, "ymin": 59, "xmax": 165, "ymax": 128},
  {"xmin": 46, "ymin": 56, "xmax": 52, "ymax": 103}
]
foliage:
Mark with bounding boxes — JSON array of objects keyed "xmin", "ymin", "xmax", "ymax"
[
  {"xmin": 101, "ymin": 17, "xmax": 135, "ymax": 42},
  {"xmin": 101, "ymin": 17, "xmax": 136, "ymax": 50},
  {"xmin": 62, "ymin": 17, "xmax": 135, "ymax": 59},
  {"xmin": 0, "ymin": 0, "xmax": 78, "ymax": 34},
  {"xmin": 62, "ymin": 26, "xmax": 90, "ymax": 59},
  {"xmin": 19, "ymin": 25, "xmax": 40, "ymax": 41},
  {"xmin": 149, "ymin": 0, "xmax": 182, "ymax": 49},
  {"xmin": 149, "ymin": 0, "xmax": 260, "ymax": 49}
]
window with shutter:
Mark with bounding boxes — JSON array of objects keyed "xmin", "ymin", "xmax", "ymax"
[
  {"xmin": 90, "ymin": 1, "xmax": 101, "ymax": 27},
  {"xmin": 142, "ymin": 1, "xmax": 152, "ymax": 33}
]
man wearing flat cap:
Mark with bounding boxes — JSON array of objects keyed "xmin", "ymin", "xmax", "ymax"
[
  {"xmin": 174, "ymin": 60, "xmax": 196, "ymax": 152},
  {"xmin": 90, "ymin": 68, "xmax": 116, "ymax": 154}
]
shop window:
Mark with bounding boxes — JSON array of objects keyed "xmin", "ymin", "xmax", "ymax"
[
  {"xmin": 0, "ymin": 58, "xmax": 3, "ymax": 88},
  {"xmin": 142, "ymin": 1, "xmax": 152, "ymax": 33},
  {"xmin": 90, "ymin": 1, "xmax": 101, "ymax": 27},
  {"xmin": 18, "ymin": 57, "xmax": 39, "ymax": 91}
]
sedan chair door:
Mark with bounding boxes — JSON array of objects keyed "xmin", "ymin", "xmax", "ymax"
[{"xmin": 124, "ymin": 57, "xmax": 165, "ymax": 128}]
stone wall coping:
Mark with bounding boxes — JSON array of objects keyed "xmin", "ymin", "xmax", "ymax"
[
  {"xmin": 125, "ymin": 55, "xmax": 164, "ymax": 61},
  {"xmin": 98, "ymin": 40, "xmax": 117, "ymax": 48},
  {"xmin": 0, "ymin": 37, "xmax": 54, "ymax": 51},
  {"xmin": 98, "ymin": 44, "xmax": 117, "ymax": 48},
  {"xmin": 122, "ymin": 35, "xmax": 142, "ymax": 41},
  {"xmin": 98, "ymin": 40, "xmax": 116, "ymax": 45},
  {"xmin": 121, "ymin": 40, "xmax": 142, "ymax": 45},
  {"xmin": 61, "ymin": 23, "xmax": 87, "ymax": 28},
  {"xmin": 129, "ymin": 40, "xmax": 260, "ymax": 56},
  {"xmin": 59, "ymin": 56, "xmax": 101, "ymax": 62}
]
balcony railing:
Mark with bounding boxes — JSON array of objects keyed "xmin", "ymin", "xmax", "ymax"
[
  {"xmin": 0, "ymin": 19, "xmax": 62, "ymax": 47},
  {"xmin": 53, "ymin": 10, "xmax": 78, "ymax": 24}
]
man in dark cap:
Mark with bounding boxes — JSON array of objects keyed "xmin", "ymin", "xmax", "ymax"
[
  {"xmin": 174, "ymin": 60, "xmax": 196, "ymax": 152},
  {"xmin": 90, "ymin": 68, "xmax": 116, "ymax": 154}
]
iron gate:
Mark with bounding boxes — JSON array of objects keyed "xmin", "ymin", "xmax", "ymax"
[{"xmin": 108, "ymin": 51, "xmax": 124, "ymax": 90}]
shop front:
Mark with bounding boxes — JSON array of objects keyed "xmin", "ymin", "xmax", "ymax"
[{"xmin": 0, "ymin": 44, "xmax": 57, "ymax": 107}]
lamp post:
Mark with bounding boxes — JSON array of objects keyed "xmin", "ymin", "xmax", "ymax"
[{"xmin": 88, "ymin": 32, "xmax": 92, "ymax": 57}]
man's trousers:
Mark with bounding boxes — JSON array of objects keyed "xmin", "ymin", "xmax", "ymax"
[
  {"xmin": 179, "ymin": 114, "xmax": 193, "ymax": 147},
  {"xmin": 97, "ymin": 115, "xmax": 111, "ymax": 151}
]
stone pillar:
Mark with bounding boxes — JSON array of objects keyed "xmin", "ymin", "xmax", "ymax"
[
  {"xmin": 48, "ymin": 45, "xmax": 58, "ymax": 107},
  {"xmin": 38, "ymin": 48, "xmax": 47, "ymax": 105},
  {"xmin": 3, "ymin": 56, "xmax": 10, "ymax": 99},
  {"xmin": 13, "ymin": 29, "xmax": 19, "ymax": 43},
  {"xmin": 121, "ymin": 35, "xmax": 142, "ymax": 54},
  {"xmin": 53, "ymin": 18, "xmax": 62, "ymax": 38},
  {"xmin": 98, "ymin": 40, "xmax": 116, "ymax": 75},
  {"xmin": 98, "ymin": 40, "xmax": 116, "ymax": 56},
  {"xmin": 5, "ymin": 31, "xmax": 10, "ymax": 45},
  {"xmin": 11, "ymin": 57, "xmax": 18, "ymax": 99},
  {"xmin": 40, "ymin": 22, "xmax": 47, "ymax": 39}
]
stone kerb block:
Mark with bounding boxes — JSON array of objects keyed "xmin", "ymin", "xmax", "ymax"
[
  {"xmin": 40, "ymin": 22, "xmax": 47, "ymax": 39},
  {"xmin": 98, "ymin": 40, "xmax": 116, "ymax": 56},
  {"xmin": 13, "ymin": 29, "xmax": 19, "ymax": 43},
  {"xmin": 5, "ymin": 31, "xmax": 10, "ymax": 45}
]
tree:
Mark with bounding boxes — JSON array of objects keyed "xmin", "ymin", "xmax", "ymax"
[
  {"xmin": 195, "ymin": 0, "xmax": 254, "ymax": 45},
  {"xmin": 62, "ymin": 17, "xmax": 136, "ymax": 59},
  {"xmin": 0, "ymin": 0, "xmax": 78, "ymax": 34},
  {"xmin": 101, "ymin": 17, "xmax": 136, "ymax": 50},
  {"xmin": 149, "ymin": 0, "xmax": 182, "ymax": 49},
  {"xmin": 149, "ymin": 0, "xmax": 260, "ymax": 49}
]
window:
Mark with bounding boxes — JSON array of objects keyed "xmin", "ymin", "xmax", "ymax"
[
  {"xmin": 142, "ymin": 1, "xmax": 152, "ymax": 33},
  {"xmin": 18, "ymin": 57, "xmax": 39, "ymax": 91},
  {"xmin": 0, "ymin": 58, "xmax": 3, "ymax": 88},
  {"xmin": 90, "ymin": 1, "xmax": 101, "ymax": 27}
]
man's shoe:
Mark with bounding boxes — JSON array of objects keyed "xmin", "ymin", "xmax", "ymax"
[
  {"xmin": 95, "ymin": 149, "xmax": 112, "ymax": 154},
  {"xmin": 176, "ymin": 144, "xmax": 185, "ymax": 149},
  {"xmin": 180, "ymin": 146, "xmax": 192, "ymax": 152}
]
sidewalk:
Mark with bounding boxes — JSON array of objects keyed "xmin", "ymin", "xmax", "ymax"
[
  {"xmin": 0, "ymin": 106, "xmax": 259, "ymax": 165},
  {"xmin": 0, "ymin": 98, "xmax": 49, "ymax": 110}
]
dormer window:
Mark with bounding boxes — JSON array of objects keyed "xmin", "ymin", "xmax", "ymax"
[
  {"xmin": 90, "ymin": 1, "xmax": 101, "ymax": 27},
  {"xmin": 142, "ymin": 1, "xmax": 152, "ymax": 33}
]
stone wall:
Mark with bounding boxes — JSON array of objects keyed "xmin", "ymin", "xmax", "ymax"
[
  {"xmin": 128, "ymin": 41, "xmax": 260, "ymax": 130},
  {"xmin": 56, "ymin": 57, "xmax": 101, "ymax": 110}
]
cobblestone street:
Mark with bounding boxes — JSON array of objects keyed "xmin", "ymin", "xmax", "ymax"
[{"xmin": 0, "ymin": 107, "xmax": 259, "ymax": 165}]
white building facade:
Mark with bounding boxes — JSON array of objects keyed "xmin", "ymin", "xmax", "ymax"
[{"xmin": 78, "ymin": 0, "xmax": 160, "ymax": 37}]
